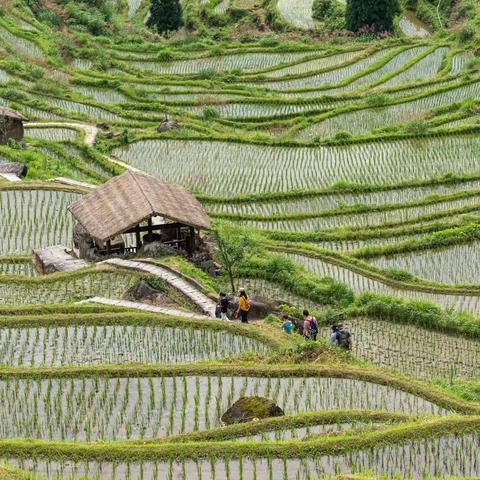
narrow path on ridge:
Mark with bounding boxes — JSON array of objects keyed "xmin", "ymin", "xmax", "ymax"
[{"xmin": 102, "ymin": 258, "xmax": 218, "ymax": 317}]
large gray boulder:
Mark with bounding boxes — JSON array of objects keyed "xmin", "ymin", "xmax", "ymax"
[{"xmin": 221, "ymin": 396, "xmax": 284, "ymax": 425}]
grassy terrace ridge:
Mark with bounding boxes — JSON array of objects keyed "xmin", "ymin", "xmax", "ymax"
[
  {"xmin": 0, "ymin": 363, "xmax": 477, "ymax": 414},
  {"xmin": 0, "ymin": 416, "xmax": 478, "ymax": 461},
  {"xmin": 208, "ymin": 188, "xmax": 480, "ymax": 221},
  {"xmin": 267, "ymin": 242, "xmax": 480, "ymax": 293},
  {"xmin": 140, "ymin": 410, "xmax": 415, "ymax": 443}
]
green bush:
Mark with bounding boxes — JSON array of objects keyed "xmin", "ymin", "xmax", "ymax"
[{"xmin": 202, "ymin": 106, "xmax": 220, "ymax": 120}]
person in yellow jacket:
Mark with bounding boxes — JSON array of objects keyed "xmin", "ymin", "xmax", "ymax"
[{"xmin": 236, "ymin": 288, "xmax": 250, "ymax": 323}]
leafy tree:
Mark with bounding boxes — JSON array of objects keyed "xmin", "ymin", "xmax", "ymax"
[
  {"xmin": 147, "ymin": 0, "xmax": 184, "ymax": 36},
  {"xmin": 346, "ymin": 0, "xmax": 401, "ymax": 32},
  {"xmin": 211, "ymin": 222, "xmax": 256, "ymax": 294}
]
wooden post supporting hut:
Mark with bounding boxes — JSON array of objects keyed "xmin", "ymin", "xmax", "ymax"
[{"xmin": 68, "ymin": 171, "xmax": 210, "ymax": 260}]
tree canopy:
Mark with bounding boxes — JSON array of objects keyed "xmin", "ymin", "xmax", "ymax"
[
  {"xmin": 346, "ymin": 0, "xmax": 401, "ymax": 32},
  {"xmin": 147, "ymin": 0, "xmax": 184, "ymax": 36}
]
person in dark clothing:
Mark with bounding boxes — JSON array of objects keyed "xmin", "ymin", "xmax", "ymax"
[
  {"xmin": 218, "ymin": 292, "xmax": 230, "ymax": 321},
  {"xmin": 303, "ymin": 310, "xmax": 318, "ymax": 341},
  {"xmin": 328, "ymin": 324, "xmax": 352, "ymax": 350}
]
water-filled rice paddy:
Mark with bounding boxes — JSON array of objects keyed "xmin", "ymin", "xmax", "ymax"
[
  {"xmin": 0, "ymin": 189, "xmax": 81, "ymax": 255},
  {"xmin": 0, "ymin": 271, "xmax": 138, "ymax": 305},
  {"xmin": 381, "ymin": 47, "xmax": 448, "ymax": 87},
  {"xmin": 320, "ymin": 317, "xmax": 480, "ymax": 380},
  {"xmin": 0, "ymin": 325, "xmax": 270, "ymax": 367},
  {"xmin": 370, "ymin": 242, "xmax": 480, "ymax": 285},
  {"xmin": 241, "ymin": 196, "xmax": 480, "ymax": 232},
  {"xmin": 126, "ymin": 52, "xmax": 310, "ymax": 75},
  {"xmin": 111, "ymin": 136, "xmax": 480, "ymax": 195},
  {"xmin": 276, "ymin": 0, "xmax": 316, "ymax": 29},
  {"xmin": 5, "ymin": 432, "xmax": 479, "ymax": 479},
  {"xmin": 253, "ymin": 50, "xmax": 388, "ymax": 90},
  {"xmin": 0, "ymin": 375, "xmax": 446, "ymax": 441},
  {"xmin": 25, "ymin": 127, "xmax": 79, "ymax": 142},
  {"xmin": 298, "ymin": 81, "xmax": 480, "ymax": 138},
  {"xmin": 206, "ymin": 180, "xmax": 480, "ymax": 216},
  {"xmin": 262, "ymin": 51, "xmax": 360, "ymax": 78}
]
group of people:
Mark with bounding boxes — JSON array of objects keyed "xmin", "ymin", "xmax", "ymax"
[
  {"xmin": 217, "ymin": 291, "xmax": 351, "ymax": 350},
  {"xmin": 282, "ymin": 310, "xmax": 352, "ymax": 350},
  {"xmin": 218, "ymin": 289, "xmax": 250, "ymax": 323}
]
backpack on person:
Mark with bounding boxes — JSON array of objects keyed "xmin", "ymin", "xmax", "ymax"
[
  {"xmin": 337, "ymin": 330, "xmax": 350, "ymax": 350},
  {"xmin": 309, "ymin": 317, "xmax": 318, "ymax": 335}
]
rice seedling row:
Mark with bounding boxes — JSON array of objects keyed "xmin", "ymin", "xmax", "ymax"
[
  {"xmin": 39, "ymin": 96, "xmax": 123, "ymax": 121},
  {"xmin": 182, "ymin": 102, "xmax": 327, "ymax": 119},
  {"xmin": 125, "ymin": 52, "xmax": 310, "ymax": 75},
  {"xmin": 326, "ymin": 46, "xmax": 429, "ymax": 94},
  {"xmin": 276, "ymin": 0, "xmax": 316, "ymax": 29},
  {"xmin": 24, "ymin": 127, "xmax": 79, "ymax": 142},
  {"xmin": 381, "ymin": 47, "xmax": 448, "ymax": 87},
  {"xmin": 239, "ymin": 195, "xmax": 480, "ymax": 232},
  {"xmin": 0, "ymin": 325, "xmax": 270, "ymax": 367},
  {"xmin": 299, "ymin": 81, "xmax": 480, "ymax": 138},
  {"xmin": 0, "ymin": 375, "xmax": 445, "ymax": 441},
  {"xmin": 370, "ymin": 241, "xmax": 480, "ymax": 285},
  {"xmin": 0, "ymin": 189, "xmax": 81, "ymax": 255},
  {"xmin": 5, "ymin": 432, "xmax": 479, "ymax": 479},
  {"xmin": 251, "ymin": 50, "xmax": 388, "ymax": 91},
  {"xmin": 73, "ymin": 85, "xmax": 129, "ymax": 104},
  {"xmin": 319, "ymin": 317, "xmax": 480, "ymax": 380},
  {"xmin": 262, "ymin": 51, "xmax": 360, "ymax": 79},
  {"xmin": 111, "ymin": 136, "xmax": 480, "ymax": 195},
  {"xmin": 0, "ymin": 271, "xmax": 138, "ymax": 305},
  {"xmin": 0, "ymin": 259, "xmax": 36, "ymax": 276},
  {"xmin": 206, "ymin": 179, "xmax": 480, "ymax": 216},
  {"xmin": 0, "ymin": 24, "xmax": 44, "ymax": 58},
  {"xmin": 214, "ymin": 0, "xmax": 230, "ymax": 14},
  {"xmin": 451, "ymin": 51, "xmax": 473, "ymax": 74}
]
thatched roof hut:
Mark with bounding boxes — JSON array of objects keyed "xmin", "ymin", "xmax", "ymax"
[
  {"xmin": 0, "ymin": 107, "xmax": 26, "ymax": 144},
  {"xmin": 69, "ymin": 171, "xmax": 210, "ymax": 257}
]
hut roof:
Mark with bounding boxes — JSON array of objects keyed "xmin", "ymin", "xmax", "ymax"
[
  {"xmin": 68, "ymin": 171, "xmax": 210, "ymax": 241},
  {"xmin": 0, "ymin": 106, "xmax": 26, "ymax": 121}
]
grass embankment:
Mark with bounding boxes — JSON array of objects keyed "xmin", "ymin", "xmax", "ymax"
[{"xmin": 0, "ymin": 416, "xmax": 478, "ymax": 461}]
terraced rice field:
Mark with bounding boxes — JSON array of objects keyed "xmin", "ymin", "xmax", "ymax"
[
  {"xmin": 370, "ymin": 242, "xmax": 480, "ymax": 285},
  {"xmin": 0, "ymin": 271, "xmax": 138, "ymax": 305},
  {"xmin": 0, "ymin": 189, "xmax": 81, "ymax": 255},
  {"xmin": 25, "ymin": 127, "xmax": 79, "ymax": 141},
  {"xmin": 6, "ymin": 432, "xmax": 480, "ymax": 478},
  {"xmin": 112, "ymin": 136, "xmax": 480, "ymax": 195},
  {"xmin": 0, "ymin": 375, "xmax": 445, "ymax": 440},
  {"xmin": 1, "ymin": 3, "xmax": 479, "ymax": 478},
  {"xmin": 127, "ymin": 52, "xmax": 310, "ymax": 74},
  {"xmin": 320, "ymin": 317, "xmax": 480, "ymax": 379},
  {"xmin": 0, "ymin": 325, "xmax": 270, "ymax": 367},
  {"xmin": 299, "ymin": 81, "xmax": 480, "ymax": 138},
  {"xmin": 286, "ymin": 252, "xmax": 480, "ymax": 315}
]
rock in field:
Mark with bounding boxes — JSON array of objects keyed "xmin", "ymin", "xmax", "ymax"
[{"xmin": 221, "ymin": 396, "xmax": 284, "ymax": 425}]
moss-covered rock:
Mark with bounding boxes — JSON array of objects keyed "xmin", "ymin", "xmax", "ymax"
[{"xmin": 221, "ymin": 396, "xmax": 284, "ymax": 425}]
